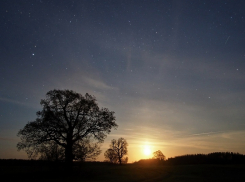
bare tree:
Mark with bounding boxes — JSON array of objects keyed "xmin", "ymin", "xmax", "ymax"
[
  {"xmin": 121, "ymin": 156, "xmax": 128, "ymax": 164},
  {"xmin": 73, "ymin": 137, "xmax": 101, "ymax": 161},
  {"xmin": 17, "ymin": 90, "xmax": 117, "ymax": 166},
  {"xmin": 104, "ymin": 149, "xmax": 117, "ymax": 163},
  {"xmin": 153, "ymin": 150, "xmax": 166, "ymax": 161},
  {"xmin": 106, "ymin": 138, "xmax": 128, "ymax": 165}
]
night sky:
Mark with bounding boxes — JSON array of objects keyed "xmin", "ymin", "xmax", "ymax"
[{"xmin": 1, "ymin": 0, "xmax": 245, "ymax": 162}]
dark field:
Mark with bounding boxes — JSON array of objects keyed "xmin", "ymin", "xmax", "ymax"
[{"xmin": 1, "ymin": 161, "xmax": 245, "ymax": 182}]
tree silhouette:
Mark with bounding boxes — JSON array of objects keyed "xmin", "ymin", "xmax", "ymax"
[
  {"xmin": 153, "ymin": 150, "xmax": 166, "ymax": 161},
  {"xmin": 36, "ymin": 136, "xmax": 101, "ymax": 162},
  {"xmin": 17, "ymin": 89, "xmax": 117, "ymax": 166},
  {"xmin": 38, "ymin": 141, "xmax": 65, "ymax": 161},
  {"xmin": 105, "ymin": 138, "xmax": 128, "ymax": 165},
  {"xmin": 73, "ymin": 137, "xmax": 101, "ymax": 161},
  {"xmin": 104, "ymin": 149, "xmax": 118, "ymax": 163},
  {"xmin": 165, "ymin": 152, "xmax": 245, "ymax": 165}
]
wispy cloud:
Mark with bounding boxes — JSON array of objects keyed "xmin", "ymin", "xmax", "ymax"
[
  {"xmin": 0, "ymin": 97, "xmax": 36, "ymax": 108},
  {"xmin": 82, "ymin": 77, "xmax": 116, "ymax": 91},
  {"xmin": 189, "ymin": 131, "xmax": 224, "ymax": 136}
]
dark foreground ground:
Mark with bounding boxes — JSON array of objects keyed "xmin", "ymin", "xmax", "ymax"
[{"xmin": 1, "ymin": 161, "xmax": 245, "ymax": 182}]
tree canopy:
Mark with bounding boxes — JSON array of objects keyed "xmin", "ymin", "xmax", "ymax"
[
  {"xmin": 153, "ymin": 150, "xmax": 166, "ymax": 161},
  {"xmin": 17, "ymin": 89, "xmax": 117, "ymax": 164},
  {"xmin": 104, "ymin": 148, "xmax": 118, "ymax": 163},
  {"xmin": 105, "ymin": 138, "xmax": 128, "ymax": 164}
]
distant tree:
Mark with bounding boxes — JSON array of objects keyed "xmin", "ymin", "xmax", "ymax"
[
  {"xmin": 153, "ymin": 150, "xmax": 166, "ymax": 161},
  {"xmin": 17, "ymin": 89, "xmax": 117, "ymax": 166},
  {"xmin": 73, "ymin": 137, "xmax": 101, "ymax": 161},
  {"xmin": 121, "ymin": 156, "xmax": 128, "ymax": 164},
  {"xmin": 104, "ymin": 149, "xmax": 117, "ymax": 163},
  {"xmin": 105, "ymin": 138, "xmax": 128, "ymax": 165}
]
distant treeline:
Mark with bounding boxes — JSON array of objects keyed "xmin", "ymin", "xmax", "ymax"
[
  {"xmin": 166, "ymin": 152, "xmax": 245, "ymax": 165},
  {"xmin": 2, "ymin": 152, "xmax": 245, "ymax": 166},
  {"xmin": 136, "ymin": 152, "xmax": 245, "ymax": 165}
]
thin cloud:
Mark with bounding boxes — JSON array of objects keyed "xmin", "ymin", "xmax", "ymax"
[
  {"xmin": 0, "ymin": 97, "xmax": 36, "ymax": 108},
  {"xmin": 83, "ymin": 77, "xmax": 116, "ymax": 91},
  {"xmin": 190, "ymin": 131, "xmax": 224, "ymax": 137}
]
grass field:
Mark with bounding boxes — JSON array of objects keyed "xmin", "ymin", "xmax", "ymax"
[{"xmin": 1, "ymin": 162, "xmax": 245, "ymax": 182}]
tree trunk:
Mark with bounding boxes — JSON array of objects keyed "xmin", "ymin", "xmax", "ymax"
[
  {"xmin": 65, "ymin": 139, "xmax": 73, "ymax": 169},
  {"xmin": 118, "ymin": 155, "xmax": 122, "ymax": 165}
]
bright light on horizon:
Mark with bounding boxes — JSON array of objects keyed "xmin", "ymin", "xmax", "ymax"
[{"xmin": 143, "ymin": 145, "xmax": 152, "ymax": 156}]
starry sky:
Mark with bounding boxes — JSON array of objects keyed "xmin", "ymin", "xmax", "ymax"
[{"xmin": 1, "ymin": 0, "xmax": 245, "ymax": 162}]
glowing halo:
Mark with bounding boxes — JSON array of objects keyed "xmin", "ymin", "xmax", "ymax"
[{"xmin": 143, "ymin": 145, "xmax": 152, "ymax": 156}]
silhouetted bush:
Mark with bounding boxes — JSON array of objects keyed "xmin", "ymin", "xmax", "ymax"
[{"xmin": 134, "ymin": 159, "xmax": 164, "ymax": 166}]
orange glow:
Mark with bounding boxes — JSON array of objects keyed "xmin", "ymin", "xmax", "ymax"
[{"xmin": 143, "ymin": 145, "xmax": 152, "ymax": 156}]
